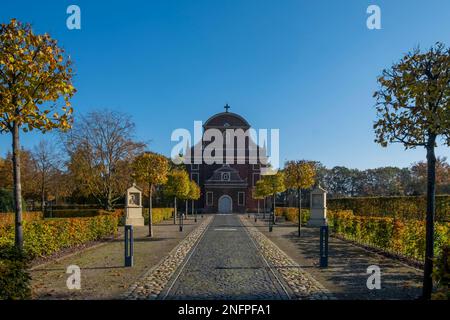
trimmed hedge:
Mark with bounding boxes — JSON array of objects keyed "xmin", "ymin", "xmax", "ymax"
[
  {"xmin": 142, "ymin": 208, "xmax": 173, "ymax": 225},
  {"xmin": 50, "ymin": 204, "xmax": 101, "ymax": 210},
  {"xmin": 44, "ymin": 209, "xmax": 107, "ymax": 218},
  {"xmin": 0, "ymin": 214, "xmax": 119, "ymax": 258},
  {"xmin": 328, "ymin": 195, "xmax": 450, "ymax": 221},
  {"xmin": 433, "ymin": 245, "xmax": 450, "ymax": 300},
  {"xmin": 0, "ymin": 246, "xmax": 31, "ymax": 300},
  {"xmin": 113, "ymin": 208, "xmax": 173, "ymax": 226},
  {"xmin": 1, "ymin": 209, "xmax": 114, "ymax": 222},
  {"xmin": 275, "ymin": 207, "xmax": 310, "ymax": 224},
  {"xmin": 0, "ymin": 188, "xmax": 27, "ymax": 213},
  {"xmin": 328, "ymin": 211, "xmax": 450, "ymax": 262},
  {"xmin": 0, "ymin": 212, "xmax": 43, "ymax": 227}
]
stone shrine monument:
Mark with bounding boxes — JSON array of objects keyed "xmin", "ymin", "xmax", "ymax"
[
  {"xmin": 125, "ymin": 183, "xmax": 144, "ymax": 226},
  {"xmin": 307, "ymin": 185, "xmax": 328, "ymax": 227}
]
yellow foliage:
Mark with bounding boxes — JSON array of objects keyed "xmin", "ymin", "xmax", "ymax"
[
  {"xmin": 164, "ymin": 169, "xmax": 190, "ymax": 199},
  {"xmin": 132, "ymin": 152, "xmax": 169, "ymax": 189},
  {"xmin": 188, "ymin": 180, "xmax": 201, "ymax": 200},
  {"xmin": 254, "ymin": 180, "xmax": 270, "ymax": 199},
  {"xmin": 261, "ymin": 172, "xmax": 286, "ymax": 195},
  {"xmin": 284, "ymin": 160, "xmax": 316, "ymax": 190},
  {"xmin": 0, "ymin": 19, "xmax": 76, "ymax": 133}
]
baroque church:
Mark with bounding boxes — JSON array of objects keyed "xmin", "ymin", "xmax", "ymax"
[{"xmin": 186, "ymin": 105, "xmax": 268, "ymax": 214}]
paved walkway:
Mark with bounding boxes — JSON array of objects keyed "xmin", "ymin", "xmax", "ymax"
[
  {"xmin": 30, "ymin": 213, "xmax": 424, "ymax": 300},
  {"xmin": 247, "ymin": 215, "xmax": 423, "ymax": 300},
  {"xmin": 162, "ymin": 214, "xmax": 291, "ymax": 300},
  {"xmin": 30, "ymin": 216, "xmax": 204, "ymax": 299}
]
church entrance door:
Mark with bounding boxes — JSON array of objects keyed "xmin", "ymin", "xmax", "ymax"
[{"xmin": 218, "ymin": 195, "xmax": 232, "ymax": 214}]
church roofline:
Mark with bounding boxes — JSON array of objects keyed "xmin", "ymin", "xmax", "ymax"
[{"xmin": 203, "ymin": 112, "xmax": 251, "ymax": 128}]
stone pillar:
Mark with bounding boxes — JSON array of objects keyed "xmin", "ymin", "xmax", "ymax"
[
  {"xmin": 307, "ymin": 185, "xmax": 327, "ymax": 227},
  {"xmin": 125, "ymin": 183, "xmax": 144, "ymax": 226}
]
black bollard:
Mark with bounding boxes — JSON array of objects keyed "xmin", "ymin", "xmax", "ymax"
[
  {"xmin": 269, "ymin": 212, "xmax": 273, "ymax": 232},
  {"xmin": 124, "ymin": 225, "xmax": 134, "ymax": 267},
  {"xmin": 320, "ymin": 225, "xmax": 329, "ymax": 268},
  {"xmin": 179, "ymin": 211, "xmax": 183, "ymax": 232}
]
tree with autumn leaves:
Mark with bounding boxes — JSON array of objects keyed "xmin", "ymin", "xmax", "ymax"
[
  {"xmin": 284, "ymin": 160, "xmax": 316, "ymax": 237},
  {"xmin": 259, "ymin": 171, "xmax": 286, "ymax": 228},
  {"xmin": 164, "ymin": 169, "xmax": 190, "ymax": 225},
  {"xmin": 254, "ymin": 179, "xmax": 270, "ymax": 218},
  {"xmin": 187, "ymin": 179, "xmax": 201, "ymax": 222},
  {"xmin": 132, "ymin": 152, "xmax": 169, "ymax": 237},
  {"xmin": 373, "ymin": 42, "xmax": 449, "ymax": 299},
  {"xmin": 0, "ymin": 19, "xmax": 76, "ymax": 250}
]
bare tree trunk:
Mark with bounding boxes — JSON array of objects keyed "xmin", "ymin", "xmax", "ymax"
[
  {"xmin": 263, "ymin": 198, "xmax": 266, "ymax": 219},
  {"xmin": 298, "ymin": 188, "xmax": 302, "ymax": 237},
  {"xmin": 148, "ymin": 184, "xmax": 153, "ymax": 237},
  {"xmin": 107, "ymin": 187, "xmax": 113, "ymax": 211},
  {"xmin": 41, "ymin": 171, "xmax": 45, "ymax": 215},
  {"xmin": 173, "ymin": 197, "xmax": 177, "ymax": 224},
  {"xmin": 12, "ymin": 123, "xmax": 23, "ymax": 250},
  {"xmin": 273, "ymin": 194, "xmax": 276, "ymax": 225},
  {"xmin": 185, "ymin": 200, "xmax": 188, "ymax": 220},
  {"xmin": 423, "ymin": 138, "xmax": 436, "ymax": 299}
]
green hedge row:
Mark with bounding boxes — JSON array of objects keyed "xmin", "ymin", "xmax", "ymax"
[
  {"xmin": 113, "ymin": 208, "xmax": 173, "ymax": 226},
  {"xmin": 43, "ymin": 209, "xmax": 105, "ymax": 218},
  {"xmin": 0, "ymin": 247, "xmax": 31, "ymax": 300},
  {"xmin": 275, "ymin": 207, "xmax": 310, "ymax": 224},
  {"xmin": 328, "ymin": 195, "xmax": 450, "ymax": 221},
  {"xmin": 0, "ymin": 212, "xmax": 43, "ymax": 227},
  {"xmin": 433, "ymin": 245, "xmax": 450, "ymax": 300},
  {"xmin": 142, "ymin": 208, "xmax": 173, "ymax": 225},
  {"xmin": 328, "ymin": 211, "xmax": 450, "ymax": 262},
  {"xmin": 0, "ymin": 214, "xmax": 119, "ymax": 258},
  {"xmin": 0, "ymin": 189, "xmax": 27, "ymax": 213}
]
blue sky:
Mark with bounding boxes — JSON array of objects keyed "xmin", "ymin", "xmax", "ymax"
[{"xmin": 0, "ymin": 0, "xmax": 449, "ymax": 169}]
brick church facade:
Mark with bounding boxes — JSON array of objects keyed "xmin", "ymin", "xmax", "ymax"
[{"xmin": 186, "ymin": 106, "xmax": 267, "ymax": 213}]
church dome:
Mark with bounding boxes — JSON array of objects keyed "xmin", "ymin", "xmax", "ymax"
[{"xmin": 203, "ymin": 107, "xmax": 250, "ymax": 129}]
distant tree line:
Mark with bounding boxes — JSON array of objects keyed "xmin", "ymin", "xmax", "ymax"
[
  {"xmin": 1, "ymin": 137, "xmax": 449, "ymax": 211},
  {"xmin": 316, "ymin": 157, "xmax": 450, "ymax": 198},
  {"xmin": 0, "ymin": 110, "xmax": 146, "ymax": 211},
  {"xmin": 276, "ymin": 158, "xmax": 450, "ymax": 208},
  {"xmin": 0, "ymin": 109, "xmax": 201, "ymax": 213},
  {"xmin": 312, "ymin": 159, "xmax": 450, "ymax": 198}
]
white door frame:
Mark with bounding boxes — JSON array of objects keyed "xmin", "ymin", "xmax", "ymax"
[{"xmin": 218, "ymin": 195, "xmax": 233, "ymax": 214}]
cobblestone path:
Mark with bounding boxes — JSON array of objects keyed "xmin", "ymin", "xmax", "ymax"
[
  {"xmin": 125, "ymin": 216, "xmax": 213, "ymax": 299},
  {"xmin": 162, "ymin": 214, "xmax": 292, "ymax": 300}
]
